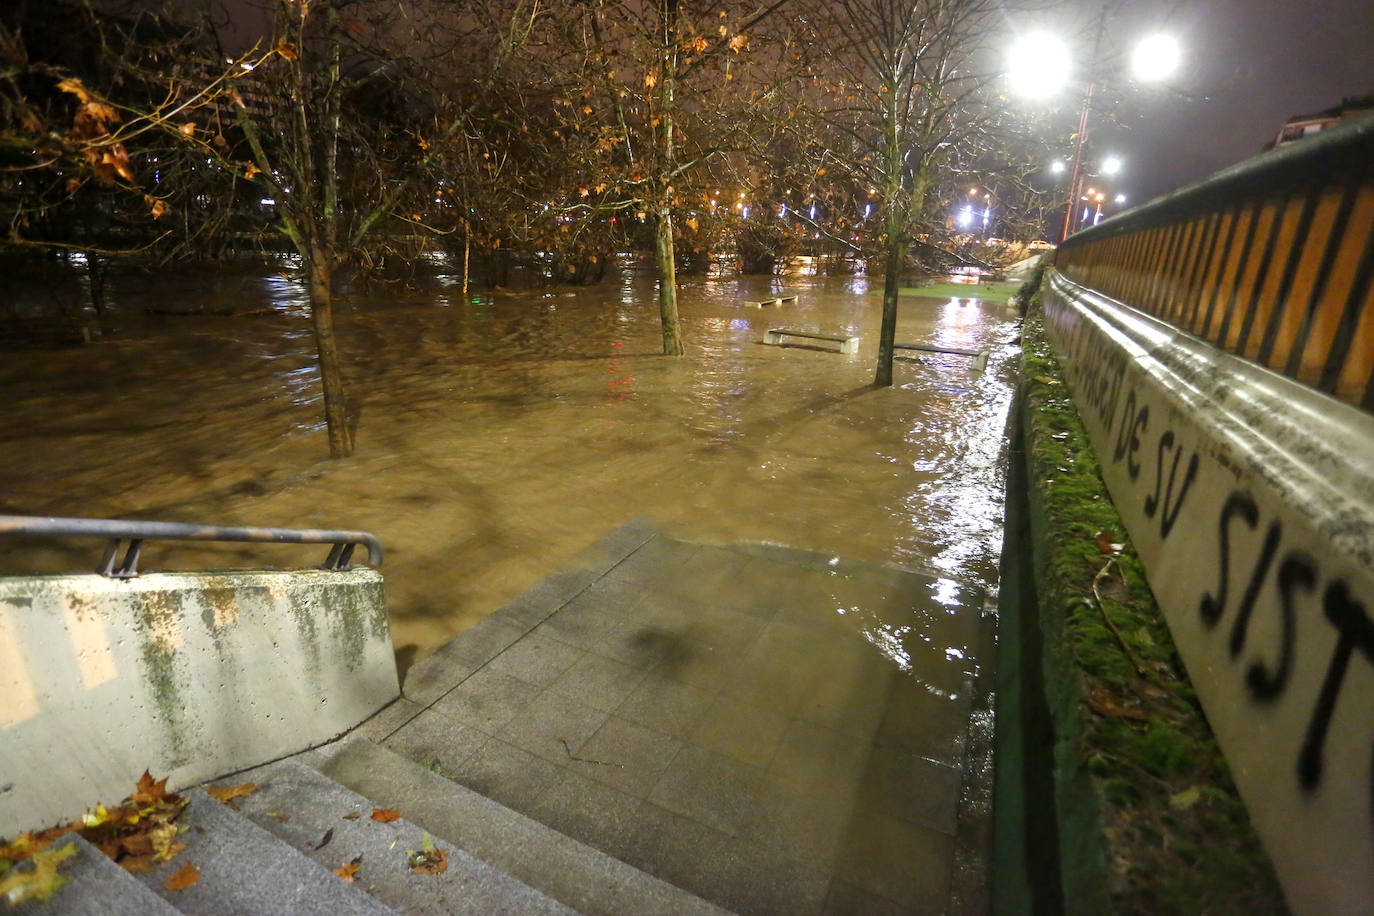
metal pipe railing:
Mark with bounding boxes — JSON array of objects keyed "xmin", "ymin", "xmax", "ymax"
[
  {"xmin": 0, "ymin": 514, "xmax": 383, "ymax": 578},
  {"xmin": 1054, "ymin": 110, "xmax": 1374, "ymax": 411}
]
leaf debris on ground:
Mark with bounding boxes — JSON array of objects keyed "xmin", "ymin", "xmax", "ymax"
[
  {"xmin": 407, "ymin": 835, "xmax": 448, "ymax": 875},
  {"xmin": 163, "ymin": 862, "xmax": 199, "ymax": 891},
  {"xmin": 334, "ymin": 855, "xmax": 362, "ymax": 883}
]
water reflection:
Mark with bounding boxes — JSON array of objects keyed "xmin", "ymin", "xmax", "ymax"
[{"xmin": 0, "ymin": 261, "xmax": 1017, "ymax": 658}]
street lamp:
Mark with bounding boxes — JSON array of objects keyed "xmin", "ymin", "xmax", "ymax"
[{"xmin": 1009, "ymin": 19, "xmax": 1181, "ymax": 240}]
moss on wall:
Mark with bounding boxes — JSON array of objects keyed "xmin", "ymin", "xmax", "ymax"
[{"xmin": 1019, "ymin": 281, "xmax": 1286, "ymax": 914}]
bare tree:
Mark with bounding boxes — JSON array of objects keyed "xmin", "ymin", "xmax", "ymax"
[
  {"xmin": 183, "ymin": 0, "xmax": 543, "ymax": 457},
  {"xmin": 801, "ymin": 0, "xmax": 1019, "ymax": 385}
]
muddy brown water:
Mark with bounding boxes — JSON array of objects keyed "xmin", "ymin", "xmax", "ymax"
[{"xmin": 0, "ymin": 257, "xmax": 1019, "ymax": 673}]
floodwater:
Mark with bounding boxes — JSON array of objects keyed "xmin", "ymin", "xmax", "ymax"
[{"xmin": 0, "ymin": 256, "xmax": 1019, "ymax": 669}]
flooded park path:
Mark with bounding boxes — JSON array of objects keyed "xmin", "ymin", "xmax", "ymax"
[{"xmin": 0, "ymin": 258, "xmax": 1020, "ymax": 670}]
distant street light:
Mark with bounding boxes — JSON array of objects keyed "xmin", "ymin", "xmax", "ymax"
[
  {"xmin": 1051, "ymin": 160, "xmax": 1067, "ymax": 174},
  {"xmin": 1101, "ymin": 155, "xmax": 1122, "ymax": 175}
]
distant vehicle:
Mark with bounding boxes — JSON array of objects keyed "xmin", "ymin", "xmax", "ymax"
[{"xmin": 1028, "ymin": 240, "xmax": 1056, "ymax": 251}]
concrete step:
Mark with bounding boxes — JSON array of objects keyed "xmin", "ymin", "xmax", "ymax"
[
  {"xmin": 221, "ymin": 757, "xmax": 573, "ymax": 915},
  {"xmin": 320, "ymin": 737, "xmax": 732, "ymax": 916},
  {"xmin": 9, "ymin": 833, "xmax": 181, "ymax": 916},
  {"xmin": 130, "ymin": 787, "xmax": 392, "ymax": 915}
]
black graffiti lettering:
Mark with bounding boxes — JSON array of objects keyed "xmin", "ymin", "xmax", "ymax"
[
  {"xmin": 1227, "ymin": 521, "xmax": 1282, "ymax": 658},
  {"xmin": 1298, "ymin": 580, "xmax": 1373, "ymax": 791},
  {"xmin": 1201, "ymin": 492, "xmax": 1260, "ymax": 628},
  {"xmin": 1111, "ymin": 394, "xmax": 1148, "ymax": 480},
  {"xmin": 1245, "ymin": 553, "xmax": 1313, "ymax": 702},
  {"xmin": 1144, "ymin": 431, "xmax": 1200, "ymax": 539}
]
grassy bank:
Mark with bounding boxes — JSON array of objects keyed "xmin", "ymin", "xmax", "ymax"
[{"xmin": 1017, "ymin": 280, "xmax": 1286, "ymax": 914}]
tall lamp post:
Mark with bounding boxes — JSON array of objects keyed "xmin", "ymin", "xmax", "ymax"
[{"xmin": 1007, "ymin": 21, "xmax": 1181, "ymax": 240}]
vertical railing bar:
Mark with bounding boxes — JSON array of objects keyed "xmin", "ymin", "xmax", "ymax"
[
  {"xmin": 1257, "ymin": 182, "xmax": 1325, "ymax": 367},
  {"xmin": 1180, "ymin": 210, "xmax": 1222, "ymax": 333},
  {"xmin": 1317, "ymin": 239, "xmax": 1374, "ymax": 393},
  {"xmin": 1234, "ymin": 193, "xmax": 1295, "ymax": 358},
  {"xmin": 1215, "ymin": 202, "xmax": 1267, "ymax": 350},
  {"xmin": 1198, "ymin": 204, "xmax": 1246, "ymax": 342},
  {"xmin": 1284, "ymin": 175, "xmax": 1365, "ymax": 378}
]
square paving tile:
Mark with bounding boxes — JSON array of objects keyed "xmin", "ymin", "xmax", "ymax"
[
  {"xmin": 833, "ymin": 808, "xmax": 955, "ymax": 906},
  {"xmin": 526, "ymin": 766, "xmax": 646, "ymax": 858},
  {"xmin": 547, "ymin": 652, "xmax": 649, "ymax": 712},
  {"xmin": 854, "ymin": 749, "xmax": 963, "ymax": 836},
  {"xmin": 589, "ymin": 619, "xmax": 688, "ymax": 670},
  {"xmin": 483, "ymin": 630, "xmax": 586, "ymax": 687},
  {"xmin": 568, "ymin": 715, "xmax": 683, "ymax": 797},
  {"xmin": 402, "ymin": 615, "xmax": 529, "ymax": 705},
  {"xmin": 380, "ymin": 707, "xmax": 485, "ymax": 776},
  {"xmin": 499, "ymin": 688, "xmax": 611, "ymax": 765},
  {"xmin": 820, "ymin": 879, "xmax": 910, "ymax": 915},
  {"xmin": 613, "ymin": 675, "xmax": 716, "ymax": 739},
  {"xmin": 430, "ymin": 665, "xmax": 544, "ymax": 734},
  {"xmin": 690, "ymin": 694, "xmax": 790, "ymax": 768},
  {"xmin": 765, "ymin": 719, "xmax": 872, "ymax": 799},
  {"xmin": 648, "ymin": 743, "xmax": 765, "ymax": 837},
  {"xmin": 447, "ymin": 732, "xmax": 567, "ymax": 812},
  {"xmin": 618, "ymin": 802, "xmax": 736, "ymax": 898},
  {"xmin": 708, "ymin": 837, "xmax": 834, "ymax": 916},
  {"xmin": 740, "ymin": 782, "xmax": 857, "ymax": 869}
]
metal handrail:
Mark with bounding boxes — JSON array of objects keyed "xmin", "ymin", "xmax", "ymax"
[
  {"xmin": 0, "ymin": 514, "xmax": 383, "ymax": 579},
  {"xmin": 1053, "ymin": 110, "xmax": 1374, "ymax": 410}
]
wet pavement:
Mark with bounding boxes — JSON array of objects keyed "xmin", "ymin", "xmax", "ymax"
[{"xmin": 353, "ymin": 520, "xmax": 995, "ymax": 915}]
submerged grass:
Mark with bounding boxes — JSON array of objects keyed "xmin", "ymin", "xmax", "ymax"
[{"xmin": 1020, "ymin": 282, "xmax": 1287, "ymax": 914}]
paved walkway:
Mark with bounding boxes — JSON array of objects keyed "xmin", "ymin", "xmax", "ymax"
[{"xmin": 353, "ymin": 522, "xmax": 994, "ymax": 914}]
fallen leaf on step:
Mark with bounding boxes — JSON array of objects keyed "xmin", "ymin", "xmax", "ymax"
[
  {"xmin": 342, "ymin": 811, "xmax": 362, "ymax": 820},
  {"xmin": 164, "ymin": 862, "xmax": 200, "ymax": 891},
  {"xmin": 313, "ymin": 828, "xmax": 334, "ymax": 851},
  {"xmin": 370, "ymin": 808, "xmax": 401, "ymax": 823},
  {"xmin": 334, "ymin": 855, "xmax": 362, "ymax": 883},
  {"xmin": 133, "ymin": 771, "xmax": 173, "ymax": 807},
  {"xmin": 0, "ymin": 843, "xmax": 77, "ymax": 904},
  {"xmin": 206, "ymin": 783, "xmax": 257, "ymax": 804},
  {"xmin": 408, "ymin": 835, "xmax": 447, "ymax": 875}
]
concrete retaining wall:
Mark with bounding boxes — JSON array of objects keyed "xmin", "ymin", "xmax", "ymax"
[
  {"xmin": 0, "ymin": 569, "xmax": 399, "ymax": 836},
  {"xmin": 1042, "ymin": 269, "xmax": 1374, "ymax": 914}
]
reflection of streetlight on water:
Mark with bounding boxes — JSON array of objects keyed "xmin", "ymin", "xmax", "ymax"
[{"xmin": 1007, "ymin": 15, "xmax": 1181, "ymax": 239}]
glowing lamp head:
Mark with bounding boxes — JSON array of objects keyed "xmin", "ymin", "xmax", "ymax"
[
  {"xmin": 1101, "ymin": 156, "xmax": 1122, "ymax": 175},
  {"xmin": 1132, "ymin": 34, "xmax": 1181, "ymax": 82},
  {"xmin": 1007, "ymin": 32, "xmax": 1071, "ymax": 98}
]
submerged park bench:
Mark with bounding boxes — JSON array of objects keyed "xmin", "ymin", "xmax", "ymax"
[
  {"xmin": 894, "ymin": 341, "xmax": 990, "ymax": 372},
  {"xmin": 762, "ymin": 327, "xmax": 860, "ymax": 354},
  {"xmin": 748, "ymin": 293, "xmax": 800, "ymax": 307}
]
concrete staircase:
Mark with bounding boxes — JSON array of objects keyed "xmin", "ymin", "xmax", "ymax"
[{"xmin": 16, "ymin": 738, "xmax": 727, "ymax": 915}]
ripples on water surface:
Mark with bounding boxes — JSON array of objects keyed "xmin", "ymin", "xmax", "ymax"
[{"xmin": 0, "ymin": 259, "xmax": 1020, "ymax": 661}]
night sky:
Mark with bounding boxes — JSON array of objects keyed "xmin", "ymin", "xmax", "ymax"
[{"xmin": 1036, "ymin": 0, "xmax": 1373, "ymax": 206}]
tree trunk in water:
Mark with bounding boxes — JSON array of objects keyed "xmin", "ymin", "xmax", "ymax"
[
  {"xmin": 307, "ymin": 252, "xmax": 354, "ymax": 458},
  {"xmin": 874, "ymin": 236, "xmax": 901, "ymax": 387},
  {"xmin": 654, "ymin": 206, "xmax": 684, "ymax": 356},
  {"xmin": 462, "ymin": 219, "xmax": 470, "ymax": 301}
]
